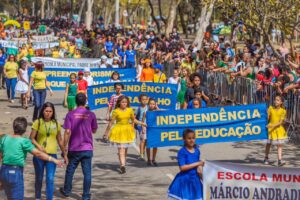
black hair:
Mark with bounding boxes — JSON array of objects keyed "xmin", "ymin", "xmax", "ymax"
[
  {"xmin": 38, "ymin": 102, "xmax": 57, "ymax": 122},
  {"xmin": 114, "ymin": 82, "xmax": 124, "ymax": 89},
  {"xmin": 76, "ymin": 93, "xmax": 87, "ymax": 106},
  {"xmin": 139, "ymin": 93, "xmax": 148, "ymax": 100},
  {"xmin": 194, "ymin": 88, "xmax": 202, "ymax": 95},
  {"xmin": 274, "ymin": 94, "xmax": 284, "ymax": 108},
  {"xmin": 13, "ymin": 117, "xmax": 28, "ymax": 135},
  {"xmin": 192, "ymin": 98, "xmax": 202, "ymax": 108},
  {"xmin": 148, "ymin": 98, "xmax": 156, "ymax": 105},
  {"xmin": 189, "ymin": 72, "xmax": 201, "ymax": 82},
  {"xmin": 111, "ymin": 71, "xmax": 120, "ymax": 80},
  {"xmin": 183, "ymin": 129, "xmax": 196, "ymax": 146}
]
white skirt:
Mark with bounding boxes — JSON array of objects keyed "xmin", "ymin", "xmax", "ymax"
[{"xmin": 15, "ymin": 80, "xmax": 28, "ymax": 94}]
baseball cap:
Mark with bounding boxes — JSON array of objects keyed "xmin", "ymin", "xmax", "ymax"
[
  {"xmin": 84, "ymin": 67, "xmax": 90, "ymax": 72},
  {"xmin": 78, "ymin": 71, "xmax": 84, "ymax": 75},
  {"xmin": 154, "ymin": 64, "xmax": 162, "ymax": 70}
]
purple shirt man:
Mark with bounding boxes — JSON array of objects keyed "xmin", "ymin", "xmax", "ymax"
[
  {"xmin": 61, "ymin": 93, "xmax": 98, "ymax": 200},
  {"xmin": 63, "ymin": 107, "xmax": 98, "ymax": 151}
]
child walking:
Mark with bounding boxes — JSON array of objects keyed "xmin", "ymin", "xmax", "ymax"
[
  {"xmin": 135, "ymin": 94, "xmax": 148, "ymax": 159},
  {"xmin": 143, "ymin": 98, "xmax": 159, "ymax": 166},
  {"xmin": 264, "ymin": 95, "xmax": 287, "ymax": 166},
  {"xmin": 64, "ymin": 73, "xmax": 78, "ymax": 111},
  {"xmin": 15, "ymin": 60, "xmax": 29, "ymax": 109},
  {"xmin": 168, "ymin": 129, "xmax": 204, "ymax": 200},
  {"xmin": 103, "ymin": 96, "xmax": 146, "ymax": 174}
]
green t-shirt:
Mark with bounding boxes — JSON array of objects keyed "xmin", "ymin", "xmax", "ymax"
[
  {"xmin": 0, "ymin": 135, "xmax": 35, "ymax": 167},
  {"xmin": 217, "ymin": 61, "xmax": 227, "ymax": 68}
]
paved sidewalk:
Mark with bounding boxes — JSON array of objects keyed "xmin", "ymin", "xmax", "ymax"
[{"xmin": 0, "ymin": 90, "xmax": 299, "ymax": 199}]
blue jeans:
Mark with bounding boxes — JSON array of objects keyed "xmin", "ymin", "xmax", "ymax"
[
  {"xmin": 126, "ymin": 61, "xmax": 135, "ymax": 68},
  {"xmin": 63, "ymin": 151, "xmax": 93, "ymax": 200},
  {"xmin": 5, "ymin": 78, "xmax": 17, "ymax": 100},
  {"xmin": 33, "ymin": 89, "xmax": 47, "ymax": 121},
  {"xmin": 0, "ymin": 165, "xmax": 24, "ymax": 200},
  {"xmin": 33, "ymin": 154, "xmax": 57, "ymax": 200}
]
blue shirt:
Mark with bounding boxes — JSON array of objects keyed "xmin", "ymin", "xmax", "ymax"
[
  {"xmin": 178, "ymin": 146, "xmax": 200, "ymax": 175},
  {"xmin": 0, "ymin": 54, "xmax": 7, "ymax": 67},
  {"xmin": 187, "ymin": 99, "xmax": 206, "ymax": 109},
  {"xmin": 146, "ymin": 38, "xmax": 152, "ymax": 50},
  {"xmin": 125, "ymin": 50, "xmax": 136, "ymax": 62},
  {"xmin": 75, "ymin": 38, "xmax": 83, "ymax": 49},
  {"xmin": 118, "ymin": 51, "xmax": 125, "ymax": 62},
  {"xmin": 105, "ymin": 41, "xmax": 114, "ymax": 53}
]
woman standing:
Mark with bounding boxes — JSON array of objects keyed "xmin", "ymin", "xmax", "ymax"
[
  {"xmin": 4, "ymin": 54, "xmax": 18, "ymax": 103},
  {"xmin": 124, "ymin": 44, "xmax": 137, "ymax": 68},
  {"xmin": 30, "ymin": 102, "xmax": 66, "ymax": 200},
  {"xmin": 140, "ymin": 59, "xmax": 154, "ymax": 82},
  {"xmin": 103, "ymin": 96, "xmax": 146, "ymax": 173},
  {"xmin": 27, "ymin": 61, "xmax": 53, "ymax": 121}
]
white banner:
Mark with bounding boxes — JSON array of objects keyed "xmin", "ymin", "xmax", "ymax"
[
  {"xmin": 31, "ymin": 34, "xmax": 58, "ymax": 42},
  {"xmin": 203, "ymin": 161, "xmax": 300, "ymax": 200},
  {"xmin": 0, "ymin": 40, "xmax": 19, "ymax": 49},
  {"xmin": 31, "ymin": 57, "xmax": 102, "ymax": 68},
  {"xmin": 0, "ymin": 40, "xmax": 59, "ymax": 50},
  {"xmin": 31, "ymin": 42, "xmax": 59, "ymax": 50}
]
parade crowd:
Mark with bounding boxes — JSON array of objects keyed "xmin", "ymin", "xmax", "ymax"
[{"xmin": 0, "ymin": 14, "xmax": 299, "ymax": 200}]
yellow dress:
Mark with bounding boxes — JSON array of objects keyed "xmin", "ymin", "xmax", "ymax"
[
  {"xmin": 268, "ymin": 106, "xmax": 287, "ymax": 142},
  {"xmin": 109, "ymin": 108, "xmax": 135, "ymax": 145}
]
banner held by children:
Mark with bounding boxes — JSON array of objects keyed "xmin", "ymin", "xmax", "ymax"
[
  {"xmin": 31, "ymin": 57, "xmax": 102, "ymax": 68},
  {"xmin": 28, "ymin": 67, "xmax": 136, "ymax": 90},
  {"xmin": 146, "ymin": 104, "xmax": 268, "ymax": 147},
  {"xmin": 88, "ymin": 82, "xmax": 178, "ymax": 110},
  {"xmin": 203, "ymin": 161, "xmax": 300, "ymax": 200}
]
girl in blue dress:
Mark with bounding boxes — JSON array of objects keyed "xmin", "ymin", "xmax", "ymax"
[{"xmin": 168, "ymin": 129, "xmax": 204, "ymax": 200}]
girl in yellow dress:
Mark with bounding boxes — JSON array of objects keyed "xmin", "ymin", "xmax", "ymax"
[
  {"xmin": 264, "ymin": 95, "xmax": 287, "ymax": 166},
  {"xmin": 104, "ymin": 96, "xmax": 146, "ymax": 174}
]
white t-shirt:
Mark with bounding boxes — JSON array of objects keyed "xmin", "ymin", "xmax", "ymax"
[{"xmin": 83, "ymin": 76, "xmax": 94, "ymax": 86}]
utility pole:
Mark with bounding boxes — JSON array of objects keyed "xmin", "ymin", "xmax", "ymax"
[{"xmin": 115, "ymin": 0, "xmax": 120, "ymax": 27}]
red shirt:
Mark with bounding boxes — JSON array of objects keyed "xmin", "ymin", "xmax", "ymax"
[{"xmin": 77, "ymin": 79, "xmax": 88, "ymax": 92}]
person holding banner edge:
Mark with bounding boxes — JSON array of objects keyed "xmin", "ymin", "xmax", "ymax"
[
  {"xmin": 103, "ymin": 96, "xmax": 146, "ymax": 174},
  {"xmin": 168, "ymin": 129, "xmax": 204, "ymax": 200}
]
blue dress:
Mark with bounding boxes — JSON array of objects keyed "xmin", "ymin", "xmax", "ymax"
[{"xmin": 168, "ymin": 146, "xmax": 203, "ymax": 200}]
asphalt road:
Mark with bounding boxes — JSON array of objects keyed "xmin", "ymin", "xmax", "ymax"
[{"xmin": 0, "ymin": 90, "xmax": 299, "ymax": 200}]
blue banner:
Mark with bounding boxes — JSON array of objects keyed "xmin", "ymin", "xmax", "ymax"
[
  {"xmin": 87, "ymin": 82, "xmax": 178, "ymax": 110},
  {"xmin": 146, "ymin": 104, "xmax": 268, "ymax": 147},
  {"xmin": 28, "ymin": 67, "xmax": 136, "ymax": 90}
]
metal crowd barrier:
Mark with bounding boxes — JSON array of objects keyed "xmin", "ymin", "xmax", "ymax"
[{"xmin": 198, "ymin": 68, "xmax": 300, "ymax": 142}]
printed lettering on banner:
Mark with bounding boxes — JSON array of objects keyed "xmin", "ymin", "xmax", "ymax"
[
  {"xmin": 146, "ymin": 104, "xmax": 268, "ymax": 147},
  {"xmin": 203, "ymin": 161, "xmax": 300, "ymax": 200}
]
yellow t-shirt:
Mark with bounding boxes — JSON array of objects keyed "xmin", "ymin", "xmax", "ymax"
[
  {"xmin": 32, "ymin": 119, "xmax": 61, "ymax": 154},
  {"xmin": 4, "ymin": 62, "xmax": 18, "ymax": 79},
  {"xmin": 60, "ymin": 41, "xmax": 68, "ymax": 49},
  {"xmin": 31, "ymin": 71, "xmax": 46, "ymax": 89},
  {"xmin": 74, "ymin": 53, "xmax": 81, "ymax": 58},
  {"xmin": 69, "ymin": 45, "xmax": 76, "ymax": 54},
  {"xmin": 28, "ymin": 48, "xmax": 35, "ymax": 56},
  {"xmin": 153, "ymin": 72, "xmax": 167, "ymax": 83},
  {"xmin": 52, "ymin": 51, "xmax": 60, "ymax": 58}
]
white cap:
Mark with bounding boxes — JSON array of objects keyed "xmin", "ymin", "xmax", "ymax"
[
  {"xmin": 101, "ymin": 55, "xmax": 108, "ymax": 60},
  {"xmin": 84, "ymin": 67, "xmax": 90, "ymax": 72},
  {"xmin": 113, "ymin": 57, "xmax": 119, "ymax": 61}
]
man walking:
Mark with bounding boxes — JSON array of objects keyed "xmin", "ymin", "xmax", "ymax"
[{"xmin": 60, "ymin": 93, "xmax": 98, "ymax": 200}]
